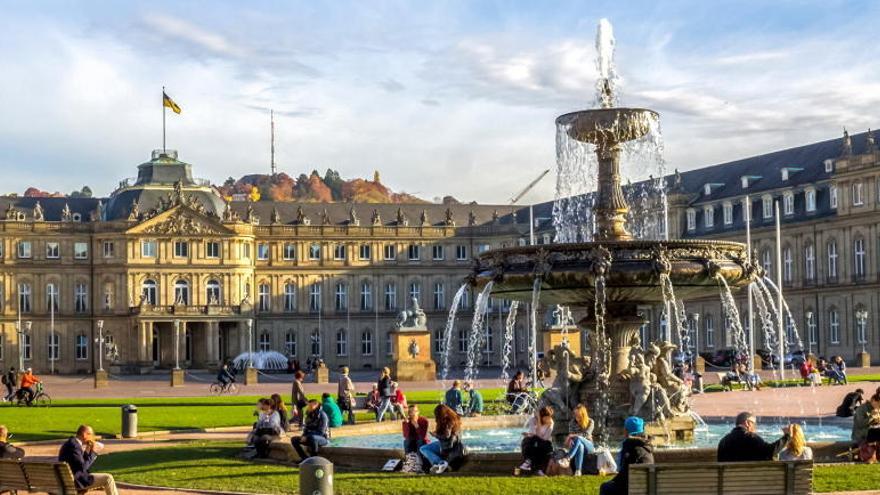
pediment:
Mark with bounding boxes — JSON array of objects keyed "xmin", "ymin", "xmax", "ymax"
[{"xmin": 127, "ymin": 206, "xmax": 232, "ymax": 236}]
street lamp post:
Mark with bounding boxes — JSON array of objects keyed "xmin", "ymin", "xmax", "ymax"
[
  {"xmin": 244, "ymin": 319, "xmax": 257, "ymax": 385},
  {"xmin": 96, "ymin": 320, "xmax": 105, "ymax": 372},
  {"xmin": 856, "ymin": 309, "xmax": 869, "ymax": 355},
  {"xmin": 805, "ymin": 311, "xmax": 814, "ymax": 358},
  {"xmin": 173, "ymin": 319, "xmax": 181, "ymax": 370},
  {"xmin": 17, "ymin": 321, "xmax": 31, "ymax": 371}
]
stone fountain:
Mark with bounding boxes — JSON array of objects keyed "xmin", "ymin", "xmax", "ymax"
[{"xmin": 471, "ymin": 23, "xmax": 758, "ymax": 446}]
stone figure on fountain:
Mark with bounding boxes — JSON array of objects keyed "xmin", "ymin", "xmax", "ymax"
[
  {"xmin": 396, "ymin": 297, "xmax": 428, "ymax": 330},
  {"xmin": 538, "ymin": 341, "xmax": 594, "ymax": 443}
]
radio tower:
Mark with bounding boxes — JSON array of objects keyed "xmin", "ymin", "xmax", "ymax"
[{"xmin": 270, "ymin": 109, "xmax": 277, "ymax": 176}]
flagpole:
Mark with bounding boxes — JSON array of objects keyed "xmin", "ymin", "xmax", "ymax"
[{"xmin": 162, "ymin": 86, "xmax": 166, "ymax": 152}]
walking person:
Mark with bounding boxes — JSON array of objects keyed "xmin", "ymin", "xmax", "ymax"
[
  {"xmin": 375, "ymin": 367, "xmax": 394, "ymax": 422},
  {"xmin": 291, "ymin": 400, "xmax": 330, "ymax": 462},
  {"xmin": 1, "ymin": 367, "xmax": 15, "ymax": 402},
  {"xmin": 291, "ymin": 370, "xmax": 307, "ymax": 427},
  {"xmin": 337, "ymin": 366, "xmax": 357, "ymax": 425},
  {"xmin": 599, "ymin": 417, "xmax": 654, "ymax": 495},
  {"xmin": 58, "ymin": 425, "xmax": 119, "ymax": 495},
  {"xmin": 717, "ymin": 412, "xmax": 791, "ymax": 462}
]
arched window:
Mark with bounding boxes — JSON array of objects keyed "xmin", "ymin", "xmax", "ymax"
[
  {"xmin": 259, "ymin": 331, "xmax": 271, "ymax": 352},
  {"xmin": 804, "ymin": 243, "xmax": 815, "ymax": 282},
  {"xmin": 206, "ymin": 279, "xmax": 221, "ymax": 305},
  {"xmin": 458, "ymin": 328, "xmax": 467, "ymax": 353},
  {"xmin": 142, "ymin": 279, "xmax": 157, "ymax": 305},
  {"xmin": 75, "ymin": 334, "xmax": 88, "ymax": 360},
  {"xmin": 336, "ymin": 328, "xmax": 348, "ymax": 356},
  {"xmin": 827, "ymin": 240, "xmax": 838, "ymax": 280},
  {"xmin": 285, "ymin": 331, "xmax": 297, "ymax": 355},
  {"xmin": 361, "ymin": 329, "xmax": 373, "ymax": 356},
  {"xmin": 829, "ymin": 309, "xmax": 840, "ymax": 344},
  {"xmin": 284, "ymin": 283, "xmax": 296, "ymax": 312},
  {"xmin": 74, "ymin": 282, "xmax": 88, "ymax": 313},
  {"xmin": 782, "ymin": 246, "xmax": 793, "ymax": 284},
  {"xmin": 360, "ymin": 281, "xmax": 372, "ymax": 311},
  {"xmin": 761, "ymin": 248, "xmax": 772, "ymax": 273},
  {"xmin": 309, "ymin": 283, "xmax": 321, "ymax": 312},
  {"xmin": 854, "ymin": 238, "xmax": 866, "ymax": 279},
  {"xmin": 258, "ymin": 283, "xmax": 271, "ymax": 312},
  {"xmin": 335, "ymin": 282, "xmax": 347, "ymax": 311},
  {"xmin": 174, "ymin": 280, "xmax": 189, "ymax": 305},
  {"xmin": 46, "ymin": 283, "xmax": 59, "ymax": 312},
  {"xmin": 48, "ymin": 332, "xmax": 60, "ymax": 361},
  {"xmin": 384, "ymin": 283, "xmax": 397, "ymax": 311},
  {"xmin": 705, "ymin": 314, "xmax": 715, "ymax": 348},
  {"xmin": 408, "ymin": 281, "xmax": 421, "ymax": 304},
  {"xmin": 806, "ymin": 310, "xmax": 817, "ymax": 345},
  {"xmin": 433, "ymin": 282, "xmax": 445, "ymax": 310},
  {"xmin": 18, "ymin": 283, "xmax": 32, "ymax": 313}
]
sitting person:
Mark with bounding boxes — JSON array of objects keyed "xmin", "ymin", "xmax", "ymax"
[
  {"xmin": 291, "ymin": 399, "xmax": 330, "ymax": 461},
  {"xmin": 248, "ymin": 398, "xmax": 283, "ymax": 458},
  {"xmin": 444, "ymin": 380, "xmax": 464, "ymax": 415},
  {"xmin": 321, "ymin": 392, "xmax": 343, "ymax": 428},
  {"xmin": 518, "ymin": 406, "xmax": 554, "ymax": 476},
  {"xmin": 420, "ymin": 404, "xmax": 467, "ymax": 474},
  {"xmin": 557, "ymin": 404, "xmax": 595, "ymax": 476},
  {"xmin": 830, "ymin": 356, "xmax": 848, "ymax": 385},
  {"xmin": 717, "ymin": 412, "xmax": 790, "ymax": 462},
  {"xmin": 799, "ymin": 360, "xmax": 817, "ymax": 385},
  {"xmin": 403, "ymin": 404, "xmax": 430, "ymax": 455},
  {"xmin": 464, "ymin": 381, "xmax": 483, "ymax": 417},
  {"xmin": 0, "ymin": 425, "xmax": 25, "ymax": 459},
  {"xmin": 507, "ymin": 371, "xmax": 528, "ymax": 410},
  {"xmin": 390, "ymin": 382, "xmax": 408, "ymax": 420},
  {"xmin": 58, "ymin": 425, "xmax": 118, "ymax": 495},
  {"xmin": 852, "ymin": 391, "xmax": 880, "ymax": 463},
  {"xmin": 837, "ymin": 388, "xmax": 865, "ymax": 418},
  {"xmin": 216, "ymin": 362, "xmax": 236, "ymax": 387},
  {"xmin": 271, "ymin": 394, "xmax": 291, "ymax": 432},
  {"xmin": 721, "ymin": 363, "xmax": 743, "ymax": 391},
  {"xmin": 365, "ymin": 384, "xmax": 381, "ymax": 415},
  {"xmin": 778, "ymin": 424, "xmax": 813, "ymax": 461},
  {"xmin": 599, "ymin": 417, "xmax": 654, "ymax": 495}
]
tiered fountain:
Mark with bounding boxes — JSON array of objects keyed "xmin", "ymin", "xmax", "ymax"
[{"xmin": 470, "ymin": 25, "xmax": 759, "ymax": 445}]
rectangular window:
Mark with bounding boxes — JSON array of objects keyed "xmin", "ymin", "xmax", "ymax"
[
  {"xmin": 384, "ymin": 283, "xmax": 397, "ymax": 311},
  {"xmin": 686, "ymin": 209, "xmax": 695, "ymax": 231},
  {"xmin": 283, "ymin": 243, "xmax": 296, "ymax": 260},
  {"xmin": 432, "ymin": 245, "xmax": 444, "ymax": 261},
  {"xmin": 74, "ymin": 242, "xmax": 88, "ymax": 259},
  {"xmin": 258, "ymin": 283, "xmax": 271, "ymax": 312},
  {"xmin": 285, "ymin": 332, "xmax": 297, "ymax": 355},
  {"xmin": 705, "ymin": 315, "xmax": 715, "ymax": 348},
  {"xmin": 242, "ymin": 243, "xmax": 251, "ymax": 259},
  {"xmin": 75, "ymin": 335, "xmax": 88, "ymax": 360},
  {"xmin": 48, "ymin": 333, "xmax": 59, "ymax": 361},
  {"xmin": 409, "ymin": 282, "xmax": 421, "ymax": 304},
  {"xmin": 783, "ymin": 192, "xmax": 794, "ymax": 215},
  {"xmin": 335, "ymin": 283, "xmax": 347, "ymax": 311},
  {"xmin": 830, "ymin": 186, "xmax": 838, "ymax": 209},
  {"xmin": 334, "ymin": 244, "xmax": 346, "ymax": 261},
  {"xmin": 46, "ymin": 242, "xmax": 60, "ymax": 259},
  {"xmin": 102, "ymin": 241, "xmax": 114, "ymax": 258},
  {"xmin": 433, "ymin": 282, "xmax": 445, "ymax": 310},
  {"xmin": 336, "ymin": 330, "xmax": 347, "ymax": 356},
  {"xmin": 18, "ymin": 241, "xmax": 32, "ymax": 259},
  {"xmin": 359, "ymin": 244, "xmax": 371, "ymax": 260},
  {"xmin": 257, "ymin": 243, "xmax": 270, "ymax": 260},
  {"xmin": 807, "ymin": 313, "xmax": 817, "ymax": 345},
  {"xmin": 407, "ymin": 244, "xmax": 420, "ymax": 261},
  {"xmin": 704, "ymin": 205, "xmax": 714, "ymax": 228},
  {"xmin": 853, "ymin": 181, "xmax": 864, "ymax": 206},
  {"xmin": 47, "ymin": 283, "xmax": 59, "ymax": 312},
  {"xmin": 456, "ymin": 245, "xmax": 468, "ymax": 261},
  {"xmin": 173, "ymin": 241, "xmax": 189, "ymax": 258},
  {"xmin": 360, "ymin": 282, "xmax": 372, "ymax": 311},
  {"xmin": 141, "ymin": 240, "xmax": 157, "ymax": 257},
  {"xmin": 829, "ymin": 310, "xmax": 840, "ymax": 344},
  {"xmin": 361, "ymin": 331, "xmax": 373, "ymax": 356},
  {"xmin": 762, "ymin": 196, "xmax": 773, "ymax": 219},
  {"xmin": 783, "ymin": 247, "xmax": 792, "ymax": 283},
  {"xmin": 309, "ymin": 283, "xmax": 322, "ymax": 312},
  {"xmin": 206, "ymin": 241, "xmax": 220, "ymax": 258},
  {"xmin": 284, "ymin": 284, "xmax": 296, "ymax": 312},
  {"xmin": 309, "ymin": 243, "xmax": 321, "ymax": 260},
  {"xmin": 723, "ymin": 203, "xmax": 733, "ymax": 225},
  {"xmin": 18, "ymin": 283, "xmax": 32, "ymax": 313},
  {"xmin": 384, "ymin": 244, "xmax": 397, "ymax": 261},
  {"xmin": 805, "ymin": 189, "xmax": 816, "ymax": 212},
  {"xmin": 75, "ymin": 283, "xmax": 88, "ymax": 313},
  {"xmin": 827, "ymin": 241, "xmax": 838, "ymax": 279}
]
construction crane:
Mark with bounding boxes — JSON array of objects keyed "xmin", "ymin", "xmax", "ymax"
[{"xmin": 508, "ymin": 169, "xmax": 551, "ymax": 246}]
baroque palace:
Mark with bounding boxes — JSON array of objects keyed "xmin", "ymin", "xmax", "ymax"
[{"xmin": 0, "ymin": 128, "xmax": 878, "ymax": 374}]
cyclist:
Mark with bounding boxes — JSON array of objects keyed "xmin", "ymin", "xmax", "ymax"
[
  {"xmin": 216, "ymin": 362, "xmax": 236, "ymax": 390},
  {"xmin": 18, "ymin": 368, "xmax": 40, "ymax": 406}
]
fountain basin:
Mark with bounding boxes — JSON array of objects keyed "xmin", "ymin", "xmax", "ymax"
[
  {"xmin": 557, "ymin": 108, "xmax": 658, "ymax": 145},
  {"xmin": 472, "ymin": 240, "xmax": 754, "ymax": 306}
]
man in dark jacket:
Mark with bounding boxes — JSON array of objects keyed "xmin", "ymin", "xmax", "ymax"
[
  {"xmin": 600, "ymin": 416, "xmax": 654, "ymax": 495},
  {"xmin": 717, "ymin": 412, "xmax": 790, "ymax": 462},
  {"xmin": 2, "ymin": 367, "xmax": 15, "ymax": 402},
  {"xmin": 57, "ymin": 425, "xmax": 118, "ymax": 495},
  {"xmin": 291, "ymin": 399, "xmax": 329, "ymax": 461},
  {"xmin": 0, "ymin": 425, "xmax": 25, "ymax": 459},
  {"xmin": 837, "ymin": 389, "xmax": 865, "ymax": 418}
]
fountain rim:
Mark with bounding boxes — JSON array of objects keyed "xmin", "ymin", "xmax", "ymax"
[
  {"xmin": 555, "ymin": 107, "xmax": 660, "ymax": 126},
  {"xmin": 476, "ymin": 238, "xmax": 749, "ymax": 258}
]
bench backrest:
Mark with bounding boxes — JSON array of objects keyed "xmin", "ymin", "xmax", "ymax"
[
  {"xmin": 0, "ymin": 459, "xmax": 30, "ymax": 492},
  {"xmin": 629, "ymin": 460, "xmax": 813, "ymax": 495}
]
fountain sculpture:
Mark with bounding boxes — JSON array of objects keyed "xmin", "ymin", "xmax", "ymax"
[{"xmin": 470, "ymin": 21, "xmax": 759, "ymax": 445}]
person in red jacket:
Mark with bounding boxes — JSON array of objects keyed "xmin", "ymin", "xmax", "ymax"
[{"xmin": 402, "ymin": 404, "xmax": 429, "ymax": 455}]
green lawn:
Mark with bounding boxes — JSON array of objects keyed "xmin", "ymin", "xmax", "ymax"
[{"xmin": 93, "ymin": 442, "xmax": 880, "ymax": 494}]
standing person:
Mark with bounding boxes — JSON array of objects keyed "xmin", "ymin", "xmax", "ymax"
[
  {"xmin": 599, "ymin": 417, "xmax": 654, "ymax": 495},
  {"xmin": 291, "ymin": 370, "xmax": 307, "ymax": 427},
  {"xmin": 403, "ymin": 404, "xmax": 430, "ymax": 455},
  {"xmin": 337, "ymin": 366, "xmax": 357, "ymax": 425},
  {"xmin": 852, "ymin": 391, "xmax": 880, "ymax": 463},
  {"xmin": 1, "ymin": 367, "xmax": 15, "ymax": 402},
  {"xmin": 291, "ymin": 400, "xmax": 329, "ymax": 462},
  {"xmin": 778, "ymin": 424, "xmax": 813, "ymax": 461},
  {"xmin": 18, "ymin": 368, "xmax": 40, "ymax": 405},
  {"xmin": 391, "ymin": 382, "xmax": 408, "ymax": 419},
  {"xmin": 376, "ymin": 367, "xmax": 394, "ymax": 422},
  {"xmin": 717, "ymin": 412, "xmax": 790, "ymax": 462},
  {"xmin": 444, "ymin": 380, "xmax": 464, "ymax": 415},
  {"xmin": 248, "ymin": 398, "xmax": 283, "ymax": 458},
  {"xmin": 321, "ymin": 393, "xmax": 343, "ymax": 428},
  {"xmin": 464, "ymin": 381, "xmax": 483, "ymax": 417},
  {"xmin": 58, "ymin": 425, "xmax": 118, "ymax": 495},
  {"xmin": 832, "ymin": 356, "xmax": 848, "ymax": 385},
  {"xmin": 419, "ymin": 404, "xmax": 467, "ymax": 474},
  {"xmin": 0, "ymin": 425, "xmax": 25, "ymax": 459},
  {"xmin": 837, "ymin": 389, "xmax": 865, "ymax": 418},
  {"xmin": 558, "ymin": 404, "xmax": 595, "ymax": 476},
  {"xmin": 517, "ymin": 406, "xmax": 554, "ymax": 476},
  {"xmin": 271, "ymin": 394, "xmax": 291, "ymax": 432}
]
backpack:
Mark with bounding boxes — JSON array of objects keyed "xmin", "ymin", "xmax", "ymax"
[{"xmin": 1, "ymin": 374, "xmax": 7, "ymax": 385}]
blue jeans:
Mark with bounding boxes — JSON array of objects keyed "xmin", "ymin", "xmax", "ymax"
[
  {"xmin": 419, "ymin": 441, "xmax": 444, "ymax": 466},
  {"xmin": 292, "ymin": 434, "xmax": 329, "ymax": 460},
  {"xmin": 376, "ymin": 397, "xmax": 393, "ymax": 422},
  {"xmin": 566, "ymin": 436, "xmax": 595, "ymax": 471}
]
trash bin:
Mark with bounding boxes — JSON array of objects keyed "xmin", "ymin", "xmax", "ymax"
[
  {"xmin": 121, "ymin": 404, "xmax": 138, "ymax": 438},
  {"xmin": 299, "ymin": 456, "xmax": 333, "ymax": 495}
]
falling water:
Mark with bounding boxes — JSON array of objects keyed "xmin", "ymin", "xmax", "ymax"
[
  {"xmin": 592, "ymin": 274, "xmax": 611, "ymax": 447},
  {"xmin": 464, "ymin": 282, "xmax": 494, "ymax": 383},
  {"xmin": 500, "ymin": 301, "xmax": 520, "ymax": 383},
  {"xmin": 660, "ymin": 273, "xmax": 689, "ymax": 349},
  {"xmin": 716, "ymin": 276, "xmax": 751, "ymax": 361},
  {"xmin": 440, "ymin": 284, "xmax": 469, "ymax": 382},
  {"xmin": 595, "ymin": 18, "xmax": 619, "ymax": 109},
  {"xmin": 528, "ymin": 278, "xmax": 542, "ymax": 387},
  {"xmin": 754, "ymin": 278, "xmax": 788, "ymax": 355},
  {"xmin": 762, "ymin": 276, "xmax": 805, "ymax": 351}
]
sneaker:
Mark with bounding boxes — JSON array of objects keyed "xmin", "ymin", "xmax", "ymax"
[
  {"xmin": 430, "ymin": 461, "xmax": 449, "ymax": 474},
  {"xmin": 573, "ymin": 469, "xmax": 582, "ymax": 476},
  {"xmin": 535, "ymin": 470, "xmax": 545, "ymax": 476},
  {"xmin": 557, "ymin": 457, "xmax": 570, "ymax": 469},
  {"xmin": 519, "ymin": 460, "xmax": 532, "ymax": 471}
]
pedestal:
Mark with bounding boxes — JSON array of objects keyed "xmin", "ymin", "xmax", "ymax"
[
  {"xmin": 314, "ymin": 364, "xmax": 329, "ymax": 384},
  {"xmin": 94, "ymin": 370, "xmax": 109, "ymax": 389},
  {"xmin": 542, "ymin": 325, "xmax": 581, "ymax": 356},
  {"xmin": 695, "ymin": 355, "xmax": 706, "ymax": 373},
  {"xmin": 170, "ymin": 369, "xmax": 185, "ymax": 387},
  {"xmin": 244, "ymin": 367, "xmax": 258, "ymax": 385},
  {"xmin": 858, "ymin": 351, "xmax": 871, "ymax": 368},
  {"xmin": 390, "ymin": 329, "xmax": 437, "ymax": 382},
  {"xmin": 753, "ymin": 353, "xmax": 763, "ymax": 372}
]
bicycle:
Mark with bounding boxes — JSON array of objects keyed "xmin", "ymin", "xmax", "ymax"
[
  {"xmin": 506, "ymin": 391, "xmax": 538, "ymax": 416},
  {"xmin": 209, "ymin": 381, "xmax": 240, "ymax": 395},
  {"xmin": 15, "ymin": 382, "xmax": 51, "ymax": 407}
]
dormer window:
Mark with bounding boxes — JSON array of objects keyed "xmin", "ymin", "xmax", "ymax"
[
  {"xmin": 824, "ymin": 159, "xmax": 834, "ymax": 173},
  {"xmin": 781, "ymin": 167, "xmax": 803, "ymax": 182},
  {"xmin": 783, "ymin": 191, "xmax": 794, "ymax": 215},
  {"xmin": 805, "ymin": 187, "xmax": 816, "ymax": 212},
  {"xmin": 782, "ymin": 169, "xmax": 789, "ymax": 181},
  {"xmin": 703, "ymin": 183, "xmax": 724, "ymax": 196},
  {"xmin": 704, "ymin": 205, "xmax": 714, "ymax": 228},
  {"xmin": 741, "ymin": 177, "xmax": 749, "ymax": 189},
  {"xmin": 686, "ymin": 209, "xmax": 696, "ymax": 231},
  {"xmin": 762, "ymin": 194, "xmax": 773, "ymax": 219},
  {"xmin": 740, "ymin": 175, "xmax": 762, "ymax": 189},
  {"xmin": 723, "ymin": 202, "xmax": 733, "ymax": 225}
]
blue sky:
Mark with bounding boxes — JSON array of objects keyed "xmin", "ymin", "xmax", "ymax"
[{"xmin": 1, "ymin": 1, "xmax": 878, "ymax": 203}]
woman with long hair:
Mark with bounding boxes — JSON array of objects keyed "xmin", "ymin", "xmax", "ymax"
[
  {"xmin": 291, "ymin": 370, "xmax": 307, "ymax": 427},
  {"xmin": 518, "ymin": 406, "xmax": 554, "ymax": 476},
  {"xmin": 778, "ymin": 423, "xmax": 813, "ymax": 461},
  {"xmin": 558, "ymin": 403, "xmax": 595, "ymax": 475},
  {"xmin": 271, "ymin": 393, "xmax": 290, "ymax": 432},
  {"xmin": 419, "ymin": 404, "xmax": 466, "ymax": 474},
  {"xmin": 376, "ymin": 367, "xmax": 394, "ymax": 422}
]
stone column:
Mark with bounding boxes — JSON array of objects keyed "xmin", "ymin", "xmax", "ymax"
[
  {"xmin": 205, "ymin": 321, "xmax": 220, "ymax": 368},
  {"xmin": 136, "ymin": 321, "xmax": 153, "ymax": 372}
]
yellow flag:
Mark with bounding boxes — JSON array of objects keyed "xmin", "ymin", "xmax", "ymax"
[{"xmin": 163, "ymin": 92, "xmax": 182, "ymax": 114}]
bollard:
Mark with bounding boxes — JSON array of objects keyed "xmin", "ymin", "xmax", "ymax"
[
  {"xmin": 121, "ymin": 404, "xmax": 138, "ymax": 438},
  {"xmin": 299, "ymin": 456, "xmax": 333, "ymax": 495}
]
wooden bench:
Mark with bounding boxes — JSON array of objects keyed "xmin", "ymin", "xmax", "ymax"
[
  {"xmin": 0, "ymin": 459, "xmax": 94, "ymax": 495},
  {"xmin": 628, "ymin": 460, "xmax": 813, "ymax": 495}
]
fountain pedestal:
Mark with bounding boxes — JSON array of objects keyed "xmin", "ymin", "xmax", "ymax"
[
  {"xmin": 695, "ymin": 355, "xmax": 706, "ymax": 373},
  {"xmin": 390, "ymin": 329, "xmax": 436, "ymax": 382},
  {"xmin": 858, "ymin": 351, "xmax": 871, "ymax": 368},
  {"xmin": 542, "ymin": 324, "xmax": 581, "ymax": 357},
  {"xmin": 753, "ymin": 354, "xmax": 763, "ymax": 372}
]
